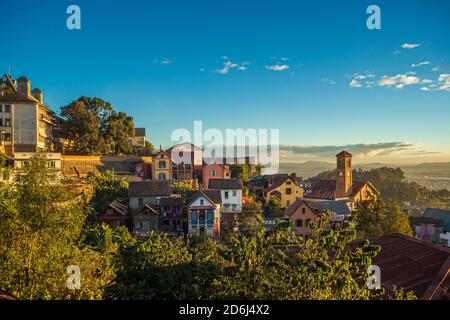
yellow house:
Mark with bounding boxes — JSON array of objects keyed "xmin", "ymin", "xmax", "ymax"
[
  {"xmin": 152, "ymin": 149, "xmax": 172, "ymax": 181},
  {"xmin": 263, "ymin": 176, "xmax": 304, "ymax": 208}
]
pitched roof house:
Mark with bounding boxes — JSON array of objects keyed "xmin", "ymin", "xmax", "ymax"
[
  {"xmin": 128, "ymin": 180, "xmax": 172, "ymax": 210},
  {"xmin": 94, "ymin": 200, "xmax": 128, "ymax": 228},
  {"xmin": 187, "ymin": 190, "xmax": 222, "ymax": 239},
  {"xmin": 263, "ymin": 176, "xmax": 304, "ymax": 209}
]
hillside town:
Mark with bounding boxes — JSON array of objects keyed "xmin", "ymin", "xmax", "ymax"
[{"xmin": 0, "ymin": 74, "xmax": 449, "ymax": 300}]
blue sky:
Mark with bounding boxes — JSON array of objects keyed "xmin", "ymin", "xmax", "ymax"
[{"xmin": 1, "ymin": 0, "xmax": 449, "ymax": 163}]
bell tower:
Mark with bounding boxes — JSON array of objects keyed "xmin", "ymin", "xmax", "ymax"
[{"xmin": 336, "ymin": 151, "xmax": 353, "ymax": 196}]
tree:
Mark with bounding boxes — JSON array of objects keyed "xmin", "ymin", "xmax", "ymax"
[
  {"xmin": 60, "ymin": 96, "xmax": 134, "ymax": 155},
  {"xmin": 267, "ymin": 197, "xmax": 282, "ymax": 216},
  {"xmin": 238, "ymin": 201, "xmax": 264, "ymax": 237},
  {"xmin": 0, "ymin": 154, "xmax": 115, "ymax": 299},
  {"xmin": 354, "ymin": 198, "xmax": 413, "ymax": 238},
  {"xmin": 230, "ymin": 164, "xmax": 249, "ymax": 182},
  {"xmin": 88, "ymin": 170, "xmax": 128, "ymax": 212}
]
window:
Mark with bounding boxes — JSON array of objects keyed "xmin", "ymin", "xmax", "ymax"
[
  {"xmin": 0, "ymin": 105, "xmax": 2, "ymax": 112},
  {"xmin": 4, "ymin": 118, "xmax": 10, "ymax": 127},
  {"xmin": 286, "ymin": 200, "xmax": 290, "ymax": 207},
  {"xmin": 211, "ymin": 169, "xmax": 216, "ymax": 177},
  {"xmin": 0, "ymin": 118, "xmax": 2, "ymax": 126},
  {"xmin": 224, "ymin": 191, "xmax": 229, "ymax": 199},
  {"xmin": 296, "ymin": 219, "xmax": 303, "ymax": 227},
  {"xmin": 159, "ymin": 161, "xmax": 166, "ymax": 168},
  {"xmin": 138, "ymin": 198, "xmax": 144, "ymax": 206},
  {"xmin": 48, "ymin": 161, "xmax": 56, "ymax": 168},
  {"xmin": 159, "ymin": 173, "xmax": 166, "ymax": 180},
  {"xmin": 286, "ymin": 188, "xmax": 292, "ymax": 195},
  {"xmin": 232, "ymin": 190, "xmax": 237, "ymax": 197},
  {"xmin": 199, "ymin": 210, "xmax": 206, "ymax": 221},
  {"xmin": 5, "ymin": 133, "xmax": 11, "ymax": 141},
  {"xmin": 4, "ymin": 105, "xmax": 10, "ymax": 113},
  {"xmin": 23, "ymin": 161, "xmax": 30, "ymax": 168},
  {"xmin": 107, "ymin": 208, "xmax": 113, "ymax": 215},
  {"xmin": 200, "ymin": 199, "xmax": 204, "ymax": 206},
  {"xmin": 286, "ymin": 181, "xmax": 292, "ymax": 185},
  {"xmin": 302, "ymin": 207, "xmax": 306, "ymax": 214}
]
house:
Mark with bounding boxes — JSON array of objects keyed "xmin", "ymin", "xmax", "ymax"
[
  {"xmin": 263, "ymin": 176, "xmax": 304, "ymax": 209},
  {"xmin": 423, "ymin": 208, "xmax": 450, "ymax": 246},
  {"xmin": 151, "ymin": 148, "xmax": 172, "ymax": 181},
  {"xmin": 208, "ymin": 178, "xmax": 243, "ymax": 233},
  {"xmin": 304, "ymin": 151, "xmax": 378, "ymax": 202},
  {"xmin": 0, "ymin": 74, "xmax": 58, "ymax": 157},
  {"xmin": 208, "ymin": 178, "xmax": 243, "ymax": 213},
  {"xmin": 165, "ymin": 143, "xmax": 203, "ymax": 181},
  {"xmin": 14, "ymin": 152, "xmax": 61, "ymax": 173},
  {"xmin": 130, "ymin": 203, "xmax": 159, "ymax": 236},
  {"xmin": 368, "ymin": 234, "xmax": 450, "ymax": 300},
  {"xmin": 248, "ymin": 174, "xmax": 294, "ymax": 201},
  {"xmin": 410, "ymin": 216, "xmax": 444, "ymax": 243},
  {"xmin": 187, "ymin": 190, "xmax": 222, "ymax": 239},
  {"xmin": 203, "ymin": 163, "xmax": 231, "ymax": 189},
  {"xmin": 95, "ymin": 200, "xmax": 128, "ymax": 228},
  {"xmin": 128, "ymin": 180, "xmax": 172, "ymax": 210},
  {"xmin": 156, "ymin": 196, "xmax": 186, "ymax": 236},
  {"xmin": 130, "ymin": 128, "xmax": 147, "ymax": 152},
  {"xmin": 285, "ymin": 199, "xmax": 342, "ymax": 238}
]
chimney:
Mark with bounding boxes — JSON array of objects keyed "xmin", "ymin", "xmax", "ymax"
[
  {"xmin": 31, "ymin": 88, "xmax": 44, "ymax": 104},
  {"xmin": 17, "ymin": 76, "xmax": 31, "ymax": 97}
]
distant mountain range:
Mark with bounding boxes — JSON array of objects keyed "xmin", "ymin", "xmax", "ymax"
[{"xmin": 279, "ymin": 161, "xmax": 450, "ymax": 190}]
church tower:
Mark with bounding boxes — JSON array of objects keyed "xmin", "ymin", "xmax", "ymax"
[{"xmin": 336, "ymin": 150, "xmax": 353, "ymax": 196}]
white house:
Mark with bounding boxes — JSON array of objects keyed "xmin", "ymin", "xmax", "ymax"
[
  {"xmin": 187, "ymin": 190, "xmax": 222, "ymax": 239},
  {"xmin": 208, "ymin": 178, "xmax": 243, "ymax": 213}
]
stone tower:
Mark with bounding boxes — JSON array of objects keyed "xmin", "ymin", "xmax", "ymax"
[{"xmin": 336, "ymin": 150, "xmax": 353, "ymax": 196}]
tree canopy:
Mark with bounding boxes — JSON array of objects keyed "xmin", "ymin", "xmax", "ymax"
[{"xmin": 60, "ymin": 96, "xmax": 134, "ymax": 155}]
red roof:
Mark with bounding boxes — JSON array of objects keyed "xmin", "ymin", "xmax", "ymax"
[
  {"xmin": 284, "ymin": 199, "xmax": 327, "ymax": 217},
  {"xmin": 305, "ymin": 179, "xmax": 372, "ymax": 200},
  {"xmin": 369, "ymin": 234, "xmax": 450, "ymax": 300}
]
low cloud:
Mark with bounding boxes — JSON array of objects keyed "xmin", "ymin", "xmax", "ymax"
[
  {"xmin": 265, "ymin": 64, "xmax": 290, "ymax": 71},
  {"xmin": 411, "ymin": 61, "xmax": 430, "ymax": 68},
  {"xmin": 153, "ymin": 58, "xmax": 172, "ymax": 64},
  {"xmin": 401, "ymin": 43, "xmax": 420, "ymax": 49},
  {"xmin": 378, "ymin": 74, "xmax": 420, "ymax": 89},
  {"xmin": 280, "ymin": 142, "xmax": 423, "ymax": 158},
  {"xmin": 322, "ymin": 78, "xmax": 336, "ymax": 85},
  {"xmin": 213, "ymin": 58, "xmax": 250, "ymax": 74}
]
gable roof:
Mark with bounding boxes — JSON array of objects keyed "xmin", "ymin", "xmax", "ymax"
[
  {"xmin": 304, "ymin": 179, "xmax": 375, "ymax": 200},
  {"xmin": 187, "ymin": 190, "xmax": 222, "ymax": 207},
  {"xmin": 130, "ymin": 202, "xmax": 159, "ymax": 217},
  {"xmin": 284, "ymin": 199, "xmax": 327, "ymax": 217},
  {"xmin": 99, "ymin": 200, "xmax": 128, "ymax": 216},
  {"xmin": 368, "ymin": 234, "xmax": 450, "ymax": 300},
  {"xmin": 264, "ymin": 176, "xmax": 300, "ymax": 193},
  {"xmin": 208, "ymin": 178, "xmax": 243, "ymax": 190},
  {"xmin": 424, "ymin": 208, "xmax": 450, "ymax": 232},
  {"xmin": 128, "ymin": 181, "xmax": 172, "ymax": 197}
]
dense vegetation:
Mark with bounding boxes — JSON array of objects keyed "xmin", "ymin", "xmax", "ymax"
[
  {"xmin": 0, "ymin": 155, "xmax": 416, "ymax": 300},
  {"xmin": 60, "ymin": 96, "xmax": 135, "ymax": 155},
  {"xmin": 312, "ymin": 167, "xmax": 450, "ymax": 210}
]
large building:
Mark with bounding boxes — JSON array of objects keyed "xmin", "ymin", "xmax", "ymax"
[
  {"xmin": 304, "ymin": 151, "xmax": 378, "ymax": 202},
  {"xmin": 0, "ymin": 74, "xmax": 58, "ymax": 157}
]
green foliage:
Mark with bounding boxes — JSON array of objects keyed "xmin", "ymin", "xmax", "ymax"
[
  {"xmin": 230, "ymin": 164, "xmax": 250, "ymax": 181},
  {"xmin": 0, "ymin": 154, "xmax": 115, "ymax": 299},
  {"xmin": 88, "ymin": 170, "xmax": 128, "ymax": 212},
  {"xmin": 60, "ymin": 96, "xmax": 134, "ymax": 155},
  {"xmin": 238, "ymin": 202, "xmax": 264, "ymax": 237},
  {"xmin": 313, "ymin": 167, "xmax": 450, "ymax": 208},
  {"xmin": 171, "ymin": 181, "xmax": 195, "ymax": 198},
  {"xmin": 267, "ymin": 197, "xmax": 282, "ymax": 215},
  {"xmin": 354, "ymin": 198, "xmax": 413, "ymax": 238}
]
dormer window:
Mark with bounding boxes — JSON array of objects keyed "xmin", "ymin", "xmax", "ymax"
[{"xmin": 200, "ymin": 199, "xmax": 204, "ymax": 206}]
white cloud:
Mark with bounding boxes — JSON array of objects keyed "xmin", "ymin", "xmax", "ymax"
[
  {"xmin": 401, "ymin": 43, "xmax": 420, "ymax": 49},
  {"xmin": 349, "ymin": 79, "xmax": 361, "ymax": 88},
  {"xmin": 213, "ymin": 59, "xmax": 250, "ymax": 74},
  {"xmin": 265, "ymin": 64, "xmax": 290, "ymax": 71},
  {"xmin": 438, "ymin": 74, "xmax": 450, "ymax": 91},
  {"xmin": 154, "ymin": 58, "xmax": 172, "ymax": 64},
  {"xmin": 322, "ymin": 78, "xmax": 336, "ymax": 85},
  {"xmin": 378, "ymin": 74, "xmax": 420, "ymax": 89},
  {"xmin": 411, "ymin": 61, "xmax": 430, "ymax": 68}
]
